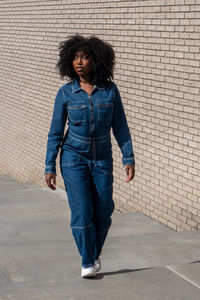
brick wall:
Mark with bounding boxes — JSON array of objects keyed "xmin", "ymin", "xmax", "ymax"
[{"xmin": 0, "ymin": 0, "xmax": 199, "ymax": 231}]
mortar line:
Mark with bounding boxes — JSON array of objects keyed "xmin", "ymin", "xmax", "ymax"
[
  {"xmin": 8, "ymin": 188, "xmax": 45, "ymax": 193},
  {"xmin": 166, "ymin": 266, "xmax": 200, "ymax": 290},
  {"xmin": 9, "ymin": 187, "xmax": 66, "ymax": 194}
]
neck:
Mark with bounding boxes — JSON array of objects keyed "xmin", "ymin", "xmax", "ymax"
[{"xmin": 79, "ymin": 75, "xmax": 91, "ymax": 85}]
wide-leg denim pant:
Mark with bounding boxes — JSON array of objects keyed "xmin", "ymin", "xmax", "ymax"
[{"xmin": 60, "ymin": 143, "xmax": 115, "ymax": 268}]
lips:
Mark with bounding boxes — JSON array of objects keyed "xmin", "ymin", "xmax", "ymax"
[{"xmin": 76, "ymin": 67, "xmax": 83, "ymax": 72}]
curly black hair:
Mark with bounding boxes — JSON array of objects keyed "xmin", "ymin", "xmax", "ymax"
[{"xmin": 56, "ymin": 35, "xmax": 115, "ymax": 86}]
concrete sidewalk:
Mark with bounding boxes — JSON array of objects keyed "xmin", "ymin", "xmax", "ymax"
[{"xmin": 0, "ymin": 174, "xmax": 200, "ymax": 300}]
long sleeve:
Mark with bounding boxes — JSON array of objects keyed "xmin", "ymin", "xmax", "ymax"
[
  {"xmin": 44, "ymin": 88, "xmax": 67, "ymax": 174},
  {"xmin": 112, "ymin": 83, "xmax": 135, "ymax": 167}
]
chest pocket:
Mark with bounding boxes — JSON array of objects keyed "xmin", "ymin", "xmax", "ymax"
[
  {"xmin": 97, "ymin": 100, "xmax": 114, "ymax": 121},
  {"xmin": 68, "ymin": 101, "xmax": 86, "ymax": 123}
]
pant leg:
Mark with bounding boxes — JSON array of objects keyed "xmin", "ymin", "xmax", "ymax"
[
  {"xmin": 90, "ymin": 159, "xmax": 115, "ymax": 260},
  {"xmin": 60, "ymin": 150, "xmax": 96, "ymax": 268}
]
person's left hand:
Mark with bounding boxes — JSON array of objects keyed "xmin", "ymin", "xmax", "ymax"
[{"xmin": 125, "ymin": 165, "xmax": 135, "ymax": 183}]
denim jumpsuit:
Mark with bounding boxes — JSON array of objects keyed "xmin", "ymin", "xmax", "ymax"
[{"xmin": 44, "ymin": 79, "xmax": 135, "ymax": 268}]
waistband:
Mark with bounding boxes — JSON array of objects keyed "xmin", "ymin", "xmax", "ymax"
[{"xmin": 68, "ymin": 130, "xmax": 110, "ymax": 144}]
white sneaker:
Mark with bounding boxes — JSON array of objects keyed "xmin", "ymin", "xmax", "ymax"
[
  {"xmin": 81, "ymin": 266, "xmax": 96, "ymax": 278},
  {"xmin": 94, "ymin": 257, "xmax": 101, "ymax": 272}
]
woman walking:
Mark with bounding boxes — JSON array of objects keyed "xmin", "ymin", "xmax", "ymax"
[{"xmin": 44, "ymin": 35, "xmax": 135, "ymax": 278}]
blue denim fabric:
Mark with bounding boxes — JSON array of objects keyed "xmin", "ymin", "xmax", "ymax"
[
  {"xmin": 60, "ymin": 147, "xmax": 114, "ymax": 267},
  {"xmin": 44, "ymin": 79, "xmax": 135, "ymax": 174},
  {"xmin": 44, "ymin": 79, "xmax": 135, "ymax": 267}
]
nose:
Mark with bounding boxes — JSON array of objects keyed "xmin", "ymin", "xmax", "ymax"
[{"xmin": 77, "ymin": 57, "xmax": 82, "ymax": 65}]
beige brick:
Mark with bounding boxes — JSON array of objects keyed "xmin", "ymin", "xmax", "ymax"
[
  {"xmin": 187, "ymin": 219, "xmax": 198, "ymax": 229},
  {"xmin": 181, "ymin": 223, "xmax": 192, "ymax": 231},
  {"xmin": 1, "ymin": 0, "xmax": 199, "ymax": 233},
  {"xmin": 182, "ymin": 210, "xmax": 192, "ymax": 219},
  {"xmin": 177, "ymin": 214, "xmax": 187, "ymax": 223}
]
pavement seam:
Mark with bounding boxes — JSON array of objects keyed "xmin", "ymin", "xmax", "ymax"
[
  {"xmin": 0, "ymin": 270, "xmax": 11, "ymax": 282},
  {"xmin": 166, "ymin": 265, "xmax": 200, "ymax": 290}
]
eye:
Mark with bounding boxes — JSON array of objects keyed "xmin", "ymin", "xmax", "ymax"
[{"xmin": 83, "ymin": 54, "xmax": 89, "ymax": 60}]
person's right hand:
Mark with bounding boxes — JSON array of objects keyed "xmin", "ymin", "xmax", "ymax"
[{"xmin": 45, "ymin": 173, "xmax": 56, "ymax": 190}]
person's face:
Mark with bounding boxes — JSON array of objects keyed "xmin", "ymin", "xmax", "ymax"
[{"xmin": 72, "ymin": 51, "xmax": 92, "ymax": 79}]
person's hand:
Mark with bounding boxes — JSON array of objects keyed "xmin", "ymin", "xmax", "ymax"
[
  {"xmin": 125, "ymin": 165, "xmax": 135, "ymax": 183},
  {"xmin": 45, "ymin": 173, "xmax": 56, "ymax": 190}
]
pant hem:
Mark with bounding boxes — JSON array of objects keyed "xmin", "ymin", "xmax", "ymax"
[{"xmin": 82, "ymin": 263, "xmax": 94, "ymax": 268}]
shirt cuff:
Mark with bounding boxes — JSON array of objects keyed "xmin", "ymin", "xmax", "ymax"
[
  {"xmin": 122, "ymin": 157, "xmax": 135, "ymax": 167},
  {"xmin": 44, "ymin": 165, "xmax": 56, "ymax": 175}
]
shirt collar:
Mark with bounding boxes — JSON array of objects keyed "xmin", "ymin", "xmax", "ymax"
[{"xmin": 72, "ymin": 79, "xmax": 105, "ymax": 93}]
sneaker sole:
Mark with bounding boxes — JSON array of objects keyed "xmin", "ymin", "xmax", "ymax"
[{"xmin": 82, "ymin": 272, "xmax": 96, "ymax": 278}]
